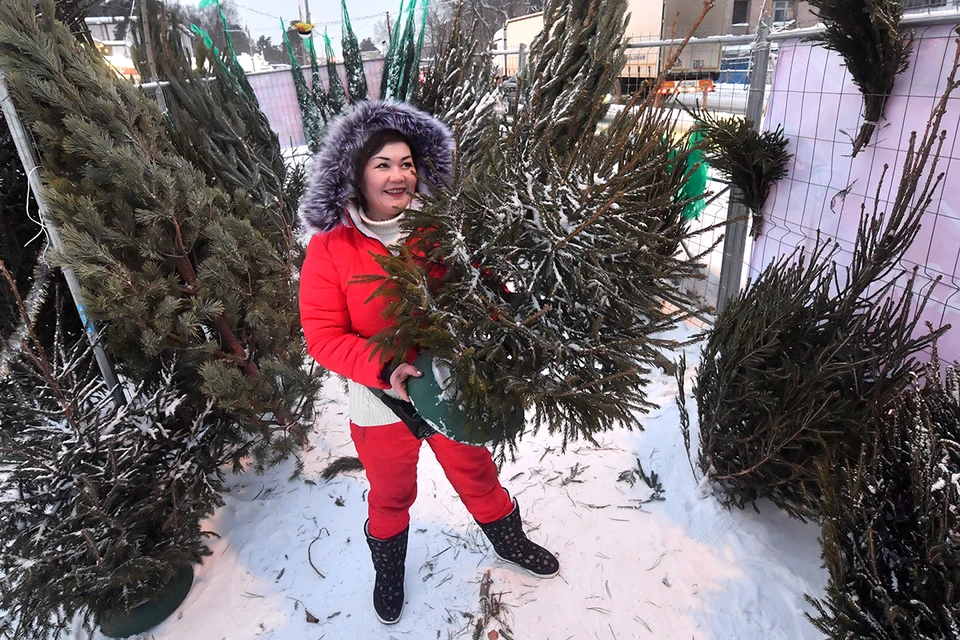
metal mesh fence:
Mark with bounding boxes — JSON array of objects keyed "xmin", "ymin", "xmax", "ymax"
[
  {"xmin": 756, "ymin": 21, "xmax": 960, "ymax": 364},
  {"xmin": 247, "ymin": 58, "xmax": 384, "ymax": 152}
]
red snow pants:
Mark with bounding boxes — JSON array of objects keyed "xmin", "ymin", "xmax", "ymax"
[{"xmin": 350, "ymin": 421, "xmax": 514, "ymax": 540}]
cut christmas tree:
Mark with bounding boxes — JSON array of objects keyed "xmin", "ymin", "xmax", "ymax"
[
  {"xmin": 0, "ymin": 260, "xmax": 224, "ymax": 640},
  {"xmin": 0, "ymin": 0, "xmax": 319, "ymax": 470},
  {"xmin": 806, "ymin": 0, "xmax": 912, "ymax": 156},
  {"xmin": 361, "ymin": 0, "xmax": 716, "ymax": 456},
  {"xmin": 808, "ymin": 346, "xmax": 960, "ymax": 639},
  {"xmin": 689, "ymin": 38, "xmax": 959, "ymax": 519}
]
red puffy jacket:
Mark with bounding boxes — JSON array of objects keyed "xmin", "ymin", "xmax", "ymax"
[{"xmin": 299, "ymin": 222, "xmax": 398, "ymax": 390}]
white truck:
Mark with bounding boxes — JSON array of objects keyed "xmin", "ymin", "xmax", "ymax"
[{"xmin": 494, "ymin": 0, "xmax": 723, "ymax": 96}]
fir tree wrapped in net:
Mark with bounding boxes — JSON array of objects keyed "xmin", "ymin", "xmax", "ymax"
[
  {"xmin": 691, "ymin": 45, "xmax": 959, "ymax": 519},
  {"xmin": 0, "ymin": 262, "xmax": 225, "ymax": 640},
  {"xmin": 380, "ymin": 0, "xmax": 427, "ymax": 102},
  {"xmin": 0, "ymin": 0, "xmax": 317, "ymax": 469},
  {"xmin": 807, "ymin": 349, "xmax": 960, "ymax": 639},
  {"xmin": 340, "ymin": 0, "xmax": 367, "ymax": 102},
  {"xmin": 282, "ymin": 22, "xmax": 325, "ymax": 151},
  {"xmin": 691, "ymin": 111, "xmax": 791, "ymax": 237},
  {"xmin": 806, "ymin": 0, "xmax": 912, "ymax": 156},
  {"xmin": 362, "ymin": 0, "xmax": 711, "ymax": 455}
]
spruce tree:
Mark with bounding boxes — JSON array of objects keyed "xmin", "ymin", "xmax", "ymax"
[
  {"xmin": 282, "ymin": 23, "xmax": 325, "ymax": 151},
  {"xmin": 691, "ymin": 47, "xmax": 958, "ymax": 518},
  {"xmin": 340, "ymin": 0, "xmax": 367, "ymax": 102},
  {"xmin": 380, "ymin": 0, "xmax": 426, "ymax": 102},
  {"xmin": 808, "ymin": 352, "xmax": 960, "ymax": 639},
  {"xmin": 0, "ymin": 260, "xmax": 225, "ymax": 640},
  {"xmin": 0, "ymin": 0, "xmax": 316, "ymax": 469},
  {"xmin": 322, "ymin": 28, "xmax": 347, "ymax": 115},
  {"xmin": 412, "ymin": 2, "xmax": 499, "ymax": 165},
  {"xmin": 363, "ymin": 0, "xmax": 706, "ymax": 455}
]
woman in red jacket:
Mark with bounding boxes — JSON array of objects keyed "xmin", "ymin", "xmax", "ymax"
[{"xmin": 298, "ymin": 101, "xmax": 559, "ymax": 625}]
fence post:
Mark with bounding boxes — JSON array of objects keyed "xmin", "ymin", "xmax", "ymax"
[
  {"xmin": 715, "ymin": 17, "xmax": 771, "ymax": 315},
  {"xmin": 518, "ymin": 43, "xmax": 527, "ymax": 74},
  {"xmin": 0, "ymin": 70, "xmax": 127, "ymax": 408}
]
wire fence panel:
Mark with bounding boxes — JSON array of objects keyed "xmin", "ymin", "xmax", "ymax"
[
  {"xmin": 248, "ymin": 58, "xmax": 384, "ymax": 151},
  {"xmin": 247, "ymin": 69, "xmax": 306, "ymax": 149},
  {"xmin": 678, "ymin": 177, "xmax": 734, "ymax": 314},
  {"xmin": 756, "ymin": 22, "xmax": 960, "ymax": 364}
]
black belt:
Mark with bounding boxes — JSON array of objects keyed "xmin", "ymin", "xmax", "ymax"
[{"xmin": 366, "ymin": 387, "xmax": 439, "ymax": 439}]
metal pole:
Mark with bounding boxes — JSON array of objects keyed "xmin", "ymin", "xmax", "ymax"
[
  {"xmin": 138, "ymin": 0, "xmax": 167, "ymax": 113},
  {"xmin": 715, "ymin": 17, "xmax": 771, "ymax": 315},
  {"xmin": 0, "ymin": 71, "xmax": 127, "ymax": 407}
]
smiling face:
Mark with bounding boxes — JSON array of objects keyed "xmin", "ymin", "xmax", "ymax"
[{"xmin": 358, "ymin": 141, "xmax": 418, "ymax": 221}]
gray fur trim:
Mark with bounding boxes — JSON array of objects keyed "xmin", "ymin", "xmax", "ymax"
[{"xmin": 299, "ymin": 100, "xmax": 455, "ymax": 234}]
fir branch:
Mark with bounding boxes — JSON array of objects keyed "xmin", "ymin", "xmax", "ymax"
[
  {"xmin": 806, "ymin": 0, "xmax": 913, "ymax": 156},
  {"xmin": 691, "ymin": 111, "xmax": 792, "ymax": 237}
]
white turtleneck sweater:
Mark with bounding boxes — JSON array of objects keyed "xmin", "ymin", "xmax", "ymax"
[{"xmin": 345, "ymin": 204, "xmax": 409, "ymax": 427}]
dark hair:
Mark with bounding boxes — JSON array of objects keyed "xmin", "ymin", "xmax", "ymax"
[{"xmin": 352, "ymin": 128, "xmax": 418, "ymax": 210}]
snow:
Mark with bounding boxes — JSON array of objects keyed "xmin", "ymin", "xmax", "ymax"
[{"xmin": 70, "ymin": 324, "xmax": 827, "ymax": 640}]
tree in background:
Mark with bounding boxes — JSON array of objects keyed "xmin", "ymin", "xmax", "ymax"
[
  {"xmin": 87, "ymin": 0, "xmax": 134, "ymax": 17},
  {"xmin": 340, "ymin": 0, "xmax": 367, "ymax": 101},
  {"xmin": 255, "ymin": 34, "xmax": 288, "ymax": 65},
  {"xmin": 359, "ymin": 36, "xmax": 378, "ymax": 53}
]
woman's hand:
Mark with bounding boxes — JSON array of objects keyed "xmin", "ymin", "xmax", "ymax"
[{"xmin": 389, "ymin": 363, "xmax": 422, "ymax": 402}]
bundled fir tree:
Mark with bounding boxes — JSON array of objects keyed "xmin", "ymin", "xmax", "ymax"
[
  {"xmin": 689, "ymin": 44, "xmax": 959, "ymax": 519},
  {"xmin": 283, "ymin": 0, "xmax": 388, "ymax": 152},
  {"xmin": 281, "ymin": 22, "xmax": 326, "ymax": 151},
  {"xmin": 691, "ymin": 111, "xmax": 791, "ymax": 237},
  {"xmin": 379, "ymin": 0, "xmax": 428, "ymax": 102},
  {"xmin": 361, "ymin": 0, "xmax": 714, "ymax": 454},
  {"xmin": 340, "ymin": 0, "xmax": 368, "ymax": 102},
  {"xmin": 0, "ymin": 0, "xmax": 317, "ymax": 469},
  {"xmin": 0, "ymin": 261, "xmax": 225, "ymax": 640},
  {"xmin": 808, "ymin": 348, "xmax": 960, "ymax": 639},
  {"xmin": 806, "ymin": 0, "xmax": 912, "ymax": 156}
]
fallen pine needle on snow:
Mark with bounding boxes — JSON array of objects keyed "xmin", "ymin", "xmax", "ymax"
[{"xmin": 307, "ymin": 526, "xmax": 329, "ymax": 578}]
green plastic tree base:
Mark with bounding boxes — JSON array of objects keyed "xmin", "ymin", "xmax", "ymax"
[
  {"xmin": 98, "ymin": 564, "xmax": 194, "ymax": 638},
  {"xmin": 406, "ymin": 352, "xmax": 522, "ymax": 446}
]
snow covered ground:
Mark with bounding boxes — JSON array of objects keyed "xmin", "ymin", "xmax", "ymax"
[{"xmin": 72, "ymin": 325, "xmax": 828, "ymax": 640}]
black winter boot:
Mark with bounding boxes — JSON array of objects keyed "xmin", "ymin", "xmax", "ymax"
[
  {"xmin": 364, "ymin": 521, "xmax": 408, "ymax": 624},
  {"xmin": 477, "ymin": 497, "xmax": 559, "ymax": 578}
]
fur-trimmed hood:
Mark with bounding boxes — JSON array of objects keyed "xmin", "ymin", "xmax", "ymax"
[{"xmin": 299, "ymin": 100, "xmax": 455, "ymax": 235}]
